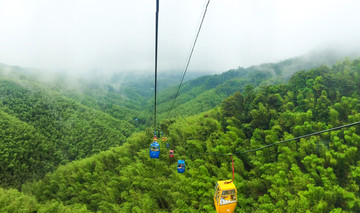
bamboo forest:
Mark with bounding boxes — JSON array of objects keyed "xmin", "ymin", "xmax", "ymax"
[{"xmin": 1, "ymin": 0, "xmax": 360, "ymax": 212}]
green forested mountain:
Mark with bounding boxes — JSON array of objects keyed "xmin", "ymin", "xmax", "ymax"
[
  {"xmin": 0, "ymin": 65, "xmax": 137, "ymax": 189},
  {"xmin": 153, "ymin": 49, "xmax": 356, "ymax": 120},
  {"xmin": 0, "ymin": 109, "xmax": 59, "ymax": 189},
  {"xmin": 1, "ymin": 49, "xmax": 350, "ymax": 131},
  {"xmin": 3, "ymin": 58, "xmax": 359, "ymax": 212},
  {"xmin": 0, "ymin": 62, "xmax": 207, "ymax": 189},
  {"xmin": 0, "ymin": 79, "xmax": 134, "ymax": 160},
  {"xmin": 2, "ymin": 65, "xmax": 206, "ymax": 130},
  {"xmin": 69, "ymin": 71, "xmax": 206, "ymax": 128}
]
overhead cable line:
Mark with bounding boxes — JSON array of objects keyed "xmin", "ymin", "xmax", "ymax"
[
  {"xmin": 193, "ymin": 121, "xmax": 360, "ymax": 156},
  {"xmin": 167, "ymin": 0, "xmax": 211, "ymax": 118},
  {"xmin": 234, "ymin": 121, "xmax": 360, "ymax": 155},
  {"xmin": 154, "ymin": 0, "xmax": 159, "ymax": 128}
]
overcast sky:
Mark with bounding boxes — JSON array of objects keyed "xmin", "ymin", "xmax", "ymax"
[{"xmin": 1, "ymin": 0, "xmax": 360, "ymax": 75}]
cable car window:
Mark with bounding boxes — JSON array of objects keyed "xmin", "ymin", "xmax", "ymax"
[
  {"xmin": 151, "ymin": 146, "xmax": 159, "ymax": 151},
  {"xmin": 215, "ymin": 188, "xmax": 220, "ymax": 204},
  {"xmin": 214, "ymin": 183, "xmax": 219, "ymax": 197},
  {"xmin": 222, "ymin": 189, "xmax": 235, "ymax": 195},
  {"xmin": 220, "ymin": 189, "xmax": 236, "ymax": 205}
]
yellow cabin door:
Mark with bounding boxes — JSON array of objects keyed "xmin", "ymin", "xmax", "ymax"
[
  {"xmin": 215, "ymin": 189, "xmax": 236, "ymax": 213},
  {"xmin": 218, "ymin": 203, "xmax": 236, "ymax": 213},
  {"xmin": 215, "ymin": 190, "xmax": 236, "ymax": 213}
]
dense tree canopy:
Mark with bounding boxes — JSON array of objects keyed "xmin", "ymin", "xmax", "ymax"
[
  {"xmin": 1, "ymin": 58, "xmax": 360, "ymax": 212},
  {"xmin": 0, "ymin": 70, "xmax": 136, "ymax": 189}
]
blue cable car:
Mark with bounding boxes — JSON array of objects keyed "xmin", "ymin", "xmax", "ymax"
[
  {"xmin": 149, "ymin": 142, "xmax": 160, "ymax": 158},
  {"xmin": 166, "ymin": 143, "xmax": 170, "ymax": 148},
  {"xmin": 177, "ymin": 160, "xmax": 185, "ymax": 173}
]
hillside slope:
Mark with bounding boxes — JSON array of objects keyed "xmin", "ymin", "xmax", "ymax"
[
  {"xmin": 0, "ymin": 65, "xmax": 136, "ymax": 187},
  {"xmin": 0, "ymin": 109, "xmax": 59, "ymax": 189},
  {"xmin": 14, "ymin": 58, "xmax": 360, "ymax": 212},
  {"xmin": 154, "ymin": 49, "xmax": 357, "ymax": 120}
]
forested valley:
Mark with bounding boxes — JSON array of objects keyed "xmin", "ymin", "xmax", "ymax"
[{"xmin": 1, "ymin": 57, "xmax": 360, "ymax": 212}]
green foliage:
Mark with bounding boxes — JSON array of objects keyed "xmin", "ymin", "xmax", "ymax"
[
  {"xmin": 0, "ymin": 67, "xmax": 137, "ymax": 188},
  {"xmin": 0, "ymin": 188, "xmax": 90, "ymax": 212},
  {"xmin": 0, "ymin": 188, "xmax": 38, "ymax": 212},
  {"xmin": 0, "ymin": 110, "xmax": 59, "ymax": 189},
  {"xmin": 0, "ymin": 80, "xmax": 135, "ymax": 161},
  {"xmin": 3, "ymin": 58, "xmax": 360, "ymax": 212},
  {"xmin": 154, "ymin": 53, "xmax": 339, "ymax": 120}
]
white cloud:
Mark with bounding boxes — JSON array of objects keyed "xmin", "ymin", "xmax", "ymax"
[{"xmin": 0, "ymin": 0, "xmax": 359, "ymax": 74}]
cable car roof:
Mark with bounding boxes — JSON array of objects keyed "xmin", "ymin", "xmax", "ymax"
[{"xmin": 217, "ymin": 180, "xmax": 236, "ymax": 190}]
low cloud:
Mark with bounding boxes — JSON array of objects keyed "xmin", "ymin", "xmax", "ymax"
[{"xmin": 0, "ymin": 0, "xmax": 359, "ymax": 76}]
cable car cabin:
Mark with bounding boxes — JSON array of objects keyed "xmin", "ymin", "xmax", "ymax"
[
  {"xmin": 214, "ymin": 180, "xmax": 237, "ymax": 213},
  {"xmin": 169, "ymin": 150, "xmax": 174, "ymax": 158},
  {"xmin": 166, "ymin": 143, "xmax": 170, "ymax": 148},
  {"xmin": 162, "ymin": 137, "xmax": 165, "ymax": 141},
  {"xmin": 177, "ymin": 160, "xmax": 185, "ymax": 173},
  {"xmin": 149, "ymin": 142, "xmax": 160, "ymax": 158}
]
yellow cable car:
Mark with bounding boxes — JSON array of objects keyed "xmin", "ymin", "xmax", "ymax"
[{"xmin": 214, "ymin": 180, "xmax": 237, "ymax": 213}]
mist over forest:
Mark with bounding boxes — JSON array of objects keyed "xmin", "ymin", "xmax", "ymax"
[
  {"xmin": 1, "ymin": 45, "xmax": 360, "ymax": 211},
  {"xmin": 2, "ymin": 0, "xmax": 360, "ymax": 212}
]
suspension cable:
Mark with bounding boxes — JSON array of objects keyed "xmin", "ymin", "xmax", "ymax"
[
  {"xmin": 192, "ymin": 121, "xmax": 360, "ymax": 156},
  {"xmin": 154, "ymin": 0, "xmax": 159, "ymax": 128},
  {"xmin": 167, "ymin": 0, "xmax": 211, "ymax": 118},
  {"xmin": 225, "ymin": 155, "xmax": 235, "ymax": 184},
  {"xmin": 234, "ymin": 121, "xmax": 360, "ymax": 155},
  {"xmin": 173, "ymin": 121, "xmax": 360, "ymax": 180}
]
